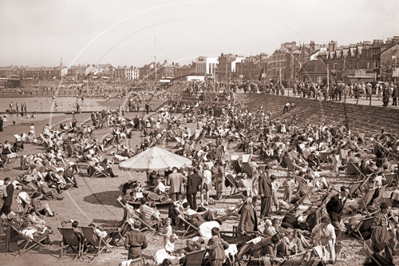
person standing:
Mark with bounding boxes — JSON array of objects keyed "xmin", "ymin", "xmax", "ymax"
[
  {"xmin": 237, "ymin": 197, "xmax": 258, "ymax": 237},
  {"xmin": 259, "ymin": 166, "xmax": 272, "ymax": 219},
  {"xmin": 186, "ymin": 167, "xmax": 201, "ymax": 211},
  {"xmin": 326, "ymin": 186, "xmax": 348, "ymax": 240},
  {"xmin": 168, "ymin": 167, "xmax": 183, "ymax": 202},
  {"xmin": 15, "ymin": 102, "xmax": 19, "ymax": 113},
  {"xmin": 393, "ymin": 85, "xmax": 398, "ymax": 106},
  {"xmin": 124, "ymin": 221, "xmax": 148, "ymax": 259},
  {"xmin": 370, "ymin": 202, "xmax": 393, "ymax": 263},
  {"xmin": 206, "ymin": 227, "xmax": 230, "ymax": 266},
  {"xmin": 1, "ymin": 178, "xmax": 14, "ymax": 216},
  {"xmin": 0, "ymin": 116, "xmax": 3, "ymax": 132},
  {"xmin": 201, "ymin": 164, "xmax": 212, "ymax": 206}
]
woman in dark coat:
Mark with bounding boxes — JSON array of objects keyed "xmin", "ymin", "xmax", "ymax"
[{"xmin": 0, "ymin": 117, "xmax": 3, "ymax": 132}]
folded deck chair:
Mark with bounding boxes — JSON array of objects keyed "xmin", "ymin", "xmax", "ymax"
[
  {"xmin": 182, "ymin": 249, "xmax": 207, "ymax": 266},
  {"xmin": 57, "ymin": 227, "xmax": 83, "ymax": 262},
  {"xmin": 80, "ymin": 226, "xmax": 112, "ymax": 263},
  {"xmin": 10, "ymin": 225, "xmax": 50, "ymax": 256}
]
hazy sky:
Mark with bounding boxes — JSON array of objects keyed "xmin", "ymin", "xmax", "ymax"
[{"xmin": 1, "ymin": 0, "xmax": 398, "ymax": 68}]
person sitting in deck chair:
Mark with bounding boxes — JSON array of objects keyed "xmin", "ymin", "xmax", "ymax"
[
  {"xmin": 39, "ymin": 181, "xmax": 64, "ymax": 200},
  {"xmin": 31, "ymin": 192, "xmax": 54, "ymax": 217},
  {"xmin": 13, "ymin": 134, "xmax": 25, "ymax": 151},
  {"xmin": 181, "ymin": 202, "xmax": 216, "ymax": 227},
  {"xmin": 139, "ymin": 198, "xmax": 161, "ymax": 226},
  {"xmin": 26, "ymin": 209, "xmax": 46, "ymax": 231}
]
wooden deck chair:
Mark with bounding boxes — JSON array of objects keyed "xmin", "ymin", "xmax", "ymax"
[
  {"xmin": 1, "ymin": 153, "xmax": 16, "ymax": 171},
  {"xmin": 178, "ymin": 214, "xmax": 200, "ymax": 238},
  {"xmin": 80, "ymin": 226, "xmax": 112, "ymax": 263},
  {"xmin": 362, "ymin": 242, "xmax": 383, "ymax": 266},
  {"xmin": 340, "ymin": 149, "xmax": 350, "ymax": 161},
  {"xmin": 225, "ymin": 174, "xmax": 244, "ymax": 197},
  {"xmin": 14, "ymin": 140, "xmax": 24, "ymax": 152},
  {"xmin": 91, "ymin": 167, "xmax": 112, "ymax": 178},
  {"xmin": 66, "ymin": 144, "xmax": 74, "ymax": 158},
  {"xmin": 123, "ymin": 257, "xmax": 145, "ymax": 266},
  {"xmin": 10, "ymin": 225, "xmax": 50, "ymax": 256},
  {"xmin": 382, "ymin": 174, "xmax": 396, "ymax": 187},
  {"xmin": 116, "ymin": 199, "xmax": 157, "ymax": 232},
  {"xmin": 346, "ymin": 163, "xmax": 360, "ymax": 177},
  {"xmin": 348, "ymin": 181, "xmax": 363, "ymax": 198},
  {"xmin": 319, "ymin": 152, "xmax": 331, "ymax": 163},
  {"xmin": 183, "ymin": 249, "xmax": 207, "ymax": 266},
  {"xmin": 0, "ymin": 156, "xmax": 7, "ymax": 171},
  {"xmin": 57, "ymin": 227, "xmax": 83, "ymax": 262},
  {"xmin": 350, "ymin": 217, "xmax": 374, "ymax": 241}
]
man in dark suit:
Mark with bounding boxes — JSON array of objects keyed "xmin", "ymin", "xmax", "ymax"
[
  {"xmin": 237, "ymin": 197, "xmax": 258, "ymax": 236},
  {"xmin": 1, "ymin": 178, "xmax": 14, "ymax": 215},
  {"xmin": 326, "ymin": 186, "xmax": 349, "ymax": 239},
  {"xmin": 186, "ymin": 167, "xmax": 202, "ymax": 210},
  {"xmin": 259, "ymin": 167, "xmax": 272, "ymax": 218},
  {"xmin": 124, "ymin": 221, "xmax": 147, "ymax": 259},
  {"xmin": 168, "ymin": 167, "xmax": 183, "ymax": 201}
]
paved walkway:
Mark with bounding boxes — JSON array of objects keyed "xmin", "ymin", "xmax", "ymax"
[{"xmin": 236, "ymin": 89, "xmax": 399, "ymax": 109}]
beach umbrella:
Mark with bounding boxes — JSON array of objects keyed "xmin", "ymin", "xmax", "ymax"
[{"xmin": 119, "ymin": 146, "xmax": 192, "ymax": 172}]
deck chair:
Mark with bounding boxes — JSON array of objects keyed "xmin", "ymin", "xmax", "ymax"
[
  {"xmin": 120, "ymin": 257, "xmax": 145, "ymax": 266},
  {"xmin": 66, "ymin": 144, "xmax": 74, "ymax": 158},
  {"xmin": 116, "ymin": 199, "xmax": 157, "ymax": 232},
  {"xmin": 349, "ymin": 217, "xmax": 374, "ymax": 241},
  {"xmin": 57, "ymin": 227, "xmax": 83, "ymax": 262},
  {"xmin": 1, "ymin": 153, "xmax": 17, "ymax": 171},
  {"xmin": 182, "ymin": 249, "xmax": 207, "ymax": 266},
  {"xmin": 346, "ymin": 163, "xmax": 360, "ymax": 177},
  {"xmin": 10, "ymin": 225, "xmax": 50, "ymax": 256},
  {"xmin": 319, "ymin": 152, "xmax": 331, "ymax": 163},
  {"xmin": 80, "ymin": 226, "xmax": 112, "ymax": 263},
  {"xmin": 382, "ymin": 174, "xmax": 396, "ymax": 187},
  {"xmin": 362, "ymin": 242, "xmax": 393, "ymax": 266},
  {"xmin": 91, "ymin": 167, "xmax": 111, "ymax": 178},
  {"xmin": 0, "ymin": 156, "xmax": 7, "ymax": 171},
  {"xmin": 14, "ymin": 140, "xmax": 24, "ymax": 151},
  {"xmin": 340, "ymin": 149, "xmax": 350, "ymax": 161},
  {"xmin": 178, "ymin": 214, "xmax": 200, "ymax": 238},
  {"xmin": 225, "ymin": 174, "xmax": 244, "ymax": 197}
]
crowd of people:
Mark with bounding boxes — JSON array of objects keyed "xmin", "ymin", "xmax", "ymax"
[{"xmin": 0, "ymin": 81, "xmax": 399, "ymax": 265}]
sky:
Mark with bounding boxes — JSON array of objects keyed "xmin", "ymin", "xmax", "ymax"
[{"xmin": 0, "ymin": 0, "xmax": 398, "ymax": 68}]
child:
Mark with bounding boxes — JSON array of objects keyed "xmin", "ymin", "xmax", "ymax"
[
  {"xmin": 271, "ymin": 175, "xmax": 280, "ymax": 213},
  {"xmin": 154, "ymin": 176, "xmax": 166, "ymax": 195},
  {"xmin": 159, "ymin": 218, "xmax": 173, "ymax": 245},
  {"xmin": 206, "ymin": 227, "xmax": 229, "ymax": 266}
]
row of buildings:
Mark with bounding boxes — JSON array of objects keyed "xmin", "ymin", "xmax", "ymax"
[{"xmin": 1, "ymin": 36, "xmax": 398, "ymax": 84}]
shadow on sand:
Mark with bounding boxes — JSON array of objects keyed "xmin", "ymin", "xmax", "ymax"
[{"xmin": 83, "ymin": 191, "xmax": 121, "ymax": 208}]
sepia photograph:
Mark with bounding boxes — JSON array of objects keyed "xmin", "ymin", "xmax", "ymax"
[{"xmin": 0, "ymin": 0, "xmax": 399, "ymax": 265}]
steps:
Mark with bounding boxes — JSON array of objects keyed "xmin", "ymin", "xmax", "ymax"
[{"xmin": 239, "ymin": 93, "xmax": 399, "ymax": 137}]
